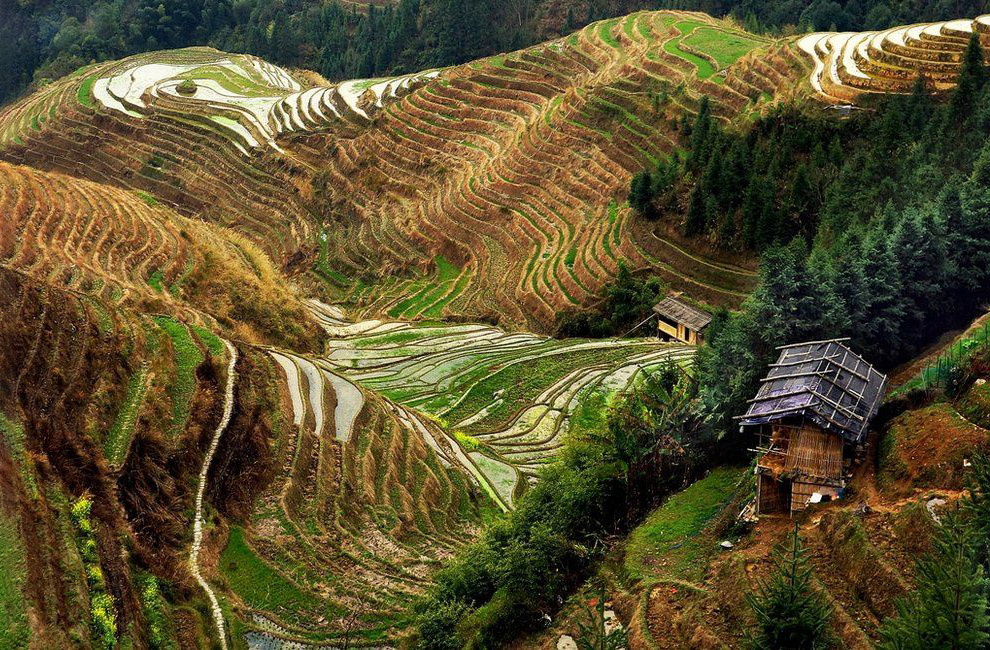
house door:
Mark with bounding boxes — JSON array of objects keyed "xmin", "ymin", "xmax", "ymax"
[{"xmin": 758, "ymin": 475, "xmax": 791, "ymax": 515}]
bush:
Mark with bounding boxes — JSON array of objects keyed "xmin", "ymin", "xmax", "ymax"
[
  {"xmin": 417, "ymin": 599, "xmax": 469, "ymax": 650},
  {"xmin": 176, "ymin": 79, "xmax": 197, "ymax": 95},
  {"xmin": 746, "ymin": 524, "xmax": 833, "ymax": 649}
]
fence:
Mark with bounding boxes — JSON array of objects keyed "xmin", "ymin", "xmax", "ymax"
[{"xmin": 918, "ymin": 319, "xmax": 990, "ymax": 392}]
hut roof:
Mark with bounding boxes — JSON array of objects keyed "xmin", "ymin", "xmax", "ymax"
[
  {"xmin": 738, "ymin": 339, "xmax": 887, "ymax": 443},
  {"xmin": 652, "ymin": 297, "xmax": 712, "ymax": 331}
]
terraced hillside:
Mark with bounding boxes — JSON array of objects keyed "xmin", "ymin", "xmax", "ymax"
[
  {"xmin": 797, "ymin": 14, "xmax": 990, "ymax": 102},
  {"xmin": 218, "ymin": 346, "xmax": 487, "ymax": 647},
  {"xmin": 211, "ymin": 301, "xmax": 693, "ymax": 646},
  {"xmin": 5, "ymin": 11, "xmax": 988, "ymax": 332},
  {"xmin": 311, "ymin": 301, "xmax": 694, "ymax": 510},
  {"xmin": 0, "ymin": 265, "xmax": 259, "ymax": 648},
  {"xmin": 0, "ymin": 47, "xmax": 437, "ymax": 277},
  {"xmin": 313, "ymin": 10, "xmax": 778, "ymax": 328},
  {"xmin": 0, "ymin": 12, "xmax": 786, "ymax": 332},
  {"xmin": 0, "ymin": 159, "xmax": 321, "ymax": 348}
]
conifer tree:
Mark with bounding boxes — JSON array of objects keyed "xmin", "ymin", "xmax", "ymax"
[
  {"xmin": 964, "ymin": 453, "xmax": 990, "ymax": 569},
  {"xmin": 628, "ymin": 171, "xmax": 654, "ymax": 218},
  {"xmin": 685, "ymin": 185, "xmax": 707, "ymax": 236},
  {"xmin": 746, "ymin": 523, "xmax": 833, "ymax": 650},
  {"xmin": 950, "ymin": 32, "xmax": 986, "ymax": 123},
  {"xmin": 880, "ymin": 511, "xmax": 990, "ymax": 650}
]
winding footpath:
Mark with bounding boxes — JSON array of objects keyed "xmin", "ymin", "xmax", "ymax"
[{"xmin": 189, "ymin": 339, "xmax": 237, "ymax": 650}]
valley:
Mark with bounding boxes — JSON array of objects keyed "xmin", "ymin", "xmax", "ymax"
[{"xmin": 2, "ymin": 4, "xmax": 990, "ymax": 649}]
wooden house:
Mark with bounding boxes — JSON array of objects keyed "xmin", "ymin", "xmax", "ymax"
[
  {"xmin": 653, "ymin": 297, "xmax": 711, "ymax": 345},
  {"xmin": 738, "ymin": 339, "xmax": 887, "ymax": 516}
]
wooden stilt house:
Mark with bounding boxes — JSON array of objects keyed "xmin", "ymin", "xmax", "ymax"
[
  {"xmin": 653, "ymin": 297, "xmax": 711, "ymax": 345},
  {"xmin": 738, "ymin": 339, "xmax": 887, "ymax": 516}
]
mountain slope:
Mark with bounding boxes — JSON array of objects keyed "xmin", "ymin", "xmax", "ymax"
[{"xmin": 0, "ymin": 12, "xmax": 790, "ymax": 332}]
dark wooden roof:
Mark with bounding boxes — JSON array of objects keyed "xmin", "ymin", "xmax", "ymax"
[
  {"xmin": 652, "ymin": 297, "xmax": 712, "ymax": 331},
  {"xmin": 738, "ymin": 339, "xmax": 887, "ymax": 444}
]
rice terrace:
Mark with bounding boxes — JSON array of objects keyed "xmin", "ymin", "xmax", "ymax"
[{"xmin": 3, "ymin": 1, "xmax": 990, "ymax": 648}]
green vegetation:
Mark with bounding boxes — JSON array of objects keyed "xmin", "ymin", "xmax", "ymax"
[
  {"xmin": 138, "ymin": 574, "xmax": 177, "ymax": 650},
  {"xmin": 388, "ymin": 256, "xmax": 461, "ymax": 319},
  {"xmin": 598, "ymin": 19, "xmax": 621, "ymax": 48},
  {"xmin": 556, "ymin": 262, "xmax": 665, "ymax": 338},
  {"xmin": 746, "ymin": 524, "xmax": 834, "ymax": 650},
  {"xmin": 176, "ymin": 78, "xmax": 197, "ymax": 95},
  {"xmin": 77, "ymin": 76, "xmax": 96, "ymax": 108},
  {"xmin": 104, "ymin": 365, "xmax": 149, "ymax": 466},
  {"xmin": 153, "ymin": 316, "xmax": 204, "ymax": 437},
  {"xmin": 416, "ymin": 368, "xmax": 713, "ymax": 646},
  {"xmin": 71, "ymin": 498, "xmax": 117, "ymax": 649},
  {"xmin": 0, "ymin": 413, "xmax": 37, "ymax": 498},
  {"xmin": 625, "ymin": 467, "xmax": 744, "ymax": 582},
  {"xmin": 682, "ymin": 26, "xmax": 763, "ymax": 67},
  {"xmin": 685, "ymin": 49, "xmax": 990, "ymax": 433},
  {"xmin": 147, "ymin": 269, "xmax": 165, "ymax": 292},
  {"xmin": 136, "ymin": 190, "xmax": 159, "ymax": 206},
  {"xmin": 0, "ymin": 509, "xmax": 29, "ymax": 649},
  {"xmin": 0, "ymin": 0, "xmax": 640, "ymax": 109},
  {"xmin": 880, "ymin": 452, "xmax": 990, "ymax": 648},
  {"xmin": 664, "ymin": 22, "xmax": 717, "ymax": 80},
  {"xmin": 898, "ymin": 320, "xmax": 990, "ymax": 395},
  {"xmin": 191, "ymin": 324, "xmax": 224, "ymax": 356},
  {"xmin": 220, "ymin": 526, "xmax": 321, "ymax": 616}
]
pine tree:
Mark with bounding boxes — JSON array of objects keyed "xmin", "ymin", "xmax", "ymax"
[
  {"xmin": 628, "ymin": 171, "xmax": 654, "ymax": 218},
  {"xmin": 685, "ymin": 185, "xmax": 707, "ymax": 236},
  {"xmin": 689, "ymin": 96, "xmax": 713, "ymax": 171},
  {"xmin": 964, "ymin": 453, "xmax": 990, "ymax": 569},
  {"xmin": 950, "ymin": 32, "xmax": 986, "ymax": 124},
  {"xmin": 860, "ymin": 224, "xmax": 907, "ymax": 361},
  {"xmin": 746, "ymin": 523, "xmax": 833, "ymax": 650},
  {"xmin": 880, "ymin": 510, "xmax": 990, "ymax": 650}
]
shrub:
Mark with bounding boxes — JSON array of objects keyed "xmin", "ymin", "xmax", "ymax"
[
  {"xmin": 746, "ymin": 524, "xmax": 833, "ymax": 650},
  {"xmin": 880, "ymin": 511, "xmax": 989, "ymax": 650},
  {"xmin": 176, "ymin": 79, "xmax": 197, "ymax": 95},
  {"xmin": 417, "ymin": 599, "xmax": 469, "ymax": 650}
]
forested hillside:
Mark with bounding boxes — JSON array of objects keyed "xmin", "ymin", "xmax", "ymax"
[
  {"xmin": 7, "ymin": 0, "xmax": 990, "ymax": 109},
  {"xmin": 0, "ymin": 0, "xmax": 643, "ymax": 107}
]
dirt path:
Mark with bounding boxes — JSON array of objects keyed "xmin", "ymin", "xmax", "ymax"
[{"xmin": 189, "ymin": 339, "xmax": 237, "ymax": 650}]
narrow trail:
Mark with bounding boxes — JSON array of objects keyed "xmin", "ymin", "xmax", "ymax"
[{"xmin": 190, "ymin": 338, "xmax": 237, "ymax": 650}]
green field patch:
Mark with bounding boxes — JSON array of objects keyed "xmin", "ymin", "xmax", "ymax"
[
  {"xmin": 664, "ymin": 21, "xmax": 716, "ymax": 80},
  {"xmin": 444, "ymin": 345, "xmax": 648, "ymax": 429},
  {"xmin": 136, "ymin": 190, "xmax": 159, "ymax": 206},
  {"xmin": 423, "ymin": 269, "xmax": 470, "ymax": 318},
  {"xmin": 625, "ymin": 467, "xmax": 745, "ymax": 582},
  {"xmin": 389, "ymin": 256, "xmax": 461, "ymax": 318},
  {"xmin": 0, "ymin": 413, "xmax": 38, "ymax": 499},
  {"xmin": 191, "ymin": 325, "xmax": 224, "ymax": 356},
  {"xmin": 147, "ymin": 269, "xmax": 165, "ymax": 292},
  {"xmin": 220, "ymin": 526, "xmax": 323, "ymax": 618},
  {"xmin": 137, "ymin": 573, "xmax": 177, "ymax": 650},
  {"xmin": 153, "ymin": 317, "xmax": 204, "ymax": 438},
  {"xmin": 0, "ymin": 508, "xmax": 30, "ymax": 648},
  {"xmin": 104, "ymin": 366, "xmax": 149, "ymax": 466},
  {"xmin": 469, "ymin": 452, "xmax": 518, "ymax": 506},
  {"xmin": 681, "ymin": 26, "xmax": 765, "ymax": 68},
  {"xmin": 175, "ymin": 65, "xmax": 272, "ymax": 97},
  {"xmin": 564, "ymin": 242, "xmax": 578, "ymax": 268},
  {"xmin": 598, "ymin": 19, "xmax": 621, "ymax": 48},
  {"xmin": 545, "ymin": 95, "xmax": 564, "ymax": 126}
]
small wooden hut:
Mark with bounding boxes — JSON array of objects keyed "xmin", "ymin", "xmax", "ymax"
[
  {"xmin": 653, "ymin": 297, "xmax": 711, "ymax": 345},
  {"xmin": 738, "ymin": 339, "xmax": 887, "ymax": 516}
]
